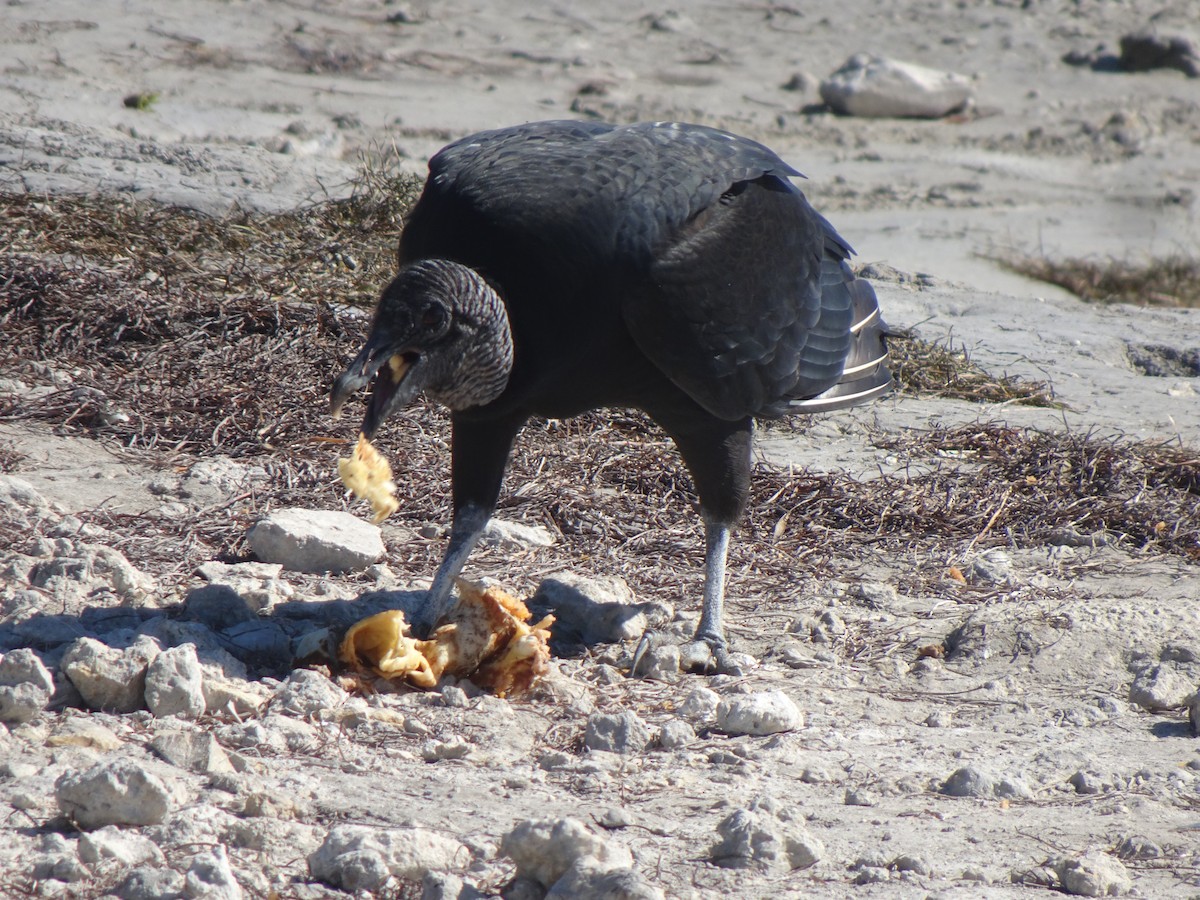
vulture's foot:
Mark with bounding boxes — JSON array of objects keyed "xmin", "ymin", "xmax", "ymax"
[
  {"xmin": 628, "ymin": 633, "xmax": 750, "ymax": 678},
  {"xmin": 681, "ymin": 636, "xmax": 750, "ymax": 677}
]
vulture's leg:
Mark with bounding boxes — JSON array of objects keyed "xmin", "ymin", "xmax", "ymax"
[
  {"xmin": 422, "ymin": 503, "xmax": 490, "ymax": 629},
  {"xmin": 655, "ymin": 410, "xmax": 755, "ymax": 675},
  {"xmin": 417, "ymin": 412, "xmax": 525, "ymax": 633},
  {"xmin": 694, "ymin": 513, "xmax": 732, "ymax": 654}
]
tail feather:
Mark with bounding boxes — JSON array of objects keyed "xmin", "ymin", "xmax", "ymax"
[{"xmin": 791, "ymin": 268, "xmax": 892, "ymax": 413}]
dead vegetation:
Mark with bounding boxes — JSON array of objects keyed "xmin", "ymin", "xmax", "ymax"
[
  {"xmin": 998, "ymin": 252, "xmax": 1200, "ymax": 308},
  {"xmin": 1, "ymin": 181, "xmax": 1197, "ymax": 601},
  {"xmin": 887, "ymin": 333, "xmax": 1057, "ymax": 407}
]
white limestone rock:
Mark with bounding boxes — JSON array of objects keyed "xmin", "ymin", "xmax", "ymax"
[
  {"xmin": 1129, "ymin": 663, "xmax": 1192, "ymax": 711},
  {"xmin": 480, "ymin": 518, "xmax": 555, "ymax": 549},
  {"xmin": 584, "ymin": 711, "xmax": 652, "ymax": 754},
  {"xmin": 308, "ymin": 825, "xmax": 469, "ymax": 892},
  {"xmin": 547, "ymin": 857, "xmax": 665, "ymax": 899},
  {"xmin": 55, "ymin": 759, "xmax": 173, "ymax": 829},
  {"xmin": 61, "ymin": 636, "xmax": 160, "ymax": 712},
  {"xmin": 531, "ymin": 571, "xmax": 672, "ymax": 645},
  {"xmin": 247, "ymin": 507, "xmax": 384, "ymax": 573},
  {"xmin": 716, "ymin": 690, "xmax": 803, "ymax": 735},
  {"xmin": 0, "ymin": 475, "xmax": 53, "ymax": 527},
  {"xmin": 711, "ymin": 804, "xmax": 824, "ymax": 872},
  {"xmin": 502, "ymin": 818, "xmax": 633, "ymax": 890},
  {"xmin": 820, "ymin": 53, "xmax": 973, "ymax": 118},
  {"xmin": 272, "ymin": 669, "xmax": 353, "ymax": 717},
  {"xmin": 0, "ymin": 648, "xmax": 55, "ymax": 723},
  {"xmin": 151, "ymin": 730, "xmax": 236, "ymax": 775},
  {"xmin": 1054, "ymin": 850, "xmax": 1133, "ymax": 897},
  {"xmin": 678, "ymin": 687, "xmax": 721, "ymax": 722},
  {"xmin": 77, "ymin": 826, "xmax": 165, "ymax": 868},
  {"xmin": 204, "ymin": 676, "xmax": 270, "ymax": 717},
  {"xmin": 145, "ymin": 643, "xmax": 206, "ymax": 719},
  {"xmin": 196, "ymin": 560, "xmax": 294, "ymax": 613},
  {"xmin": 184, "ymin": 844, "xmax": 243, "ymax": 900}
]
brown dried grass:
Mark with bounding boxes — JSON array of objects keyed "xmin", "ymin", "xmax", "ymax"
[
  {"xmin": 997, "ymin": 252, "xmax": 1200, "ymax": 308},
  {"xmin": 887, "ymin": 333, "xmax": 1057, "ymax": 407}
]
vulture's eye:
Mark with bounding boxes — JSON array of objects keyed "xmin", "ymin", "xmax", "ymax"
[{"xmin": 421, "ymin": 305, "xmax": 448, "ymax": 331}]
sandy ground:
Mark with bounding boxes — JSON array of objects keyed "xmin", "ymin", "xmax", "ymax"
[{"xmin": 2, "ymin": 1, "xmax": 1200, "ymax": 898}]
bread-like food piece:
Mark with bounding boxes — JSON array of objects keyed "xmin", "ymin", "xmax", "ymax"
[
  {"xmin": 337, "ymin": 433, "xmax": 399, "ymax": 523},
  {"xmin": 338, "ymin": 579, "xmax": 555, "ymax": 697},
  {"xmin": 452, "ymin": 579, "xmax": 554, "ymax": 698},
  {"xmin": 341, "ymin": 609, "xmax": 440, "ymax": 688}
]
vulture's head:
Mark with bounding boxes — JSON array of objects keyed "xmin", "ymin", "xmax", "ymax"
[{"xmin": 330, "ymin": 259, "xmax": 513, "ymax": 436}]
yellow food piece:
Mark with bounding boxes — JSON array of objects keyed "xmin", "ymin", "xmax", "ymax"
[
  {"xmin": 338, "ymin": 579, "xmax": 555, "ymax": 698},
  {"xmin": 337, "ymin": 434, "xmax": 399, "ymax": 523},
  {"xmin": 341, "ymin": 610, "xmax": 439, "ymax": 688}
]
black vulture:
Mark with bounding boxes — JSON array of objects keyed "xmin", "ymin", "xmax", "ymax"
[{"xmin": 331, "ymin": 120, "xmax": 891, "ymax": 673}]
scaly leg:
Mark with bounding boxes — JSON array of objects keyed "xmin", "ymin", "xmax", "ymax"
[
  {"xmin": 694, "ymin": 515, "xmax": 731, "ymax": 649},
  {"xmin": 414, "ymin": 412, "xmax": 524, "ymax": 635},
  {"xmin": 686, "ymin": 515, "xmax": 745, "ymax": 675},
  {"xmin": 418, "ymin": 502, "xmax": 491, "ymax": 632},
  {"xmin": 647, "ymin": 403, "xmax": 754, "ymax": 676}
]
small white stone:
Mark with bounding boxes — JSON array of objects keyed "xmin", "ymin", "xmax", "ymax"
[
  {"xmin": 967, "ymin": 549, "xmax": 1014, "ymax": 585},
  {"xmin": 1129, "ymin": 664, "xmax": 1192, "ymax": 711},
  {"xmin": 639, "ymin": 644, "xmax": 680, "ymax": 682},
  {"xmin": 248, "ymin": 507, "xmax": 384, "ymax": 573},
  {"xmin": 145, "ymin": 643, "xmax": 206, "ymax": 719},
  {"xmin": 584, "ymin": 711, "xmax": 652, "ymax": 754},
  {"xmin": 61, "ymin": 637, "xmax": 159, "ymax": 712},
  {"xmin": 658, "ymin": 719, "xmax": 695, "ymax": 750},
  {"xmin": 55, "ymin": 759, "xmax": 173, "ymax": 829},
  {"xmin": 820, "ymin": 53, "xmax": 973, "ymax": 118},
  {"xmin": 272, "ymin": 670, "xmax": 351, "ymax": 717},
  {"xmin": 77, "ymin": 826, "xmax": 165, "ymax": 867},
  {"xmin": 940, "ymin": 766, "xmax": 996, "ymax": 798},
  {"xmin": 678, "ymin": 687, "xmax": 720, "ymax": 722},
  {"xmin": 46, "ymin": 718, "xmax": 123, "ymax": 751},
  {"xmin": 546, "ymin": 857, "xmax": 665, "ymax": 899},
  {"xmin": 716, "ymin": 691, "xmax": 803, "ymax": 735},
  {"xmin": 184, "ymin": 844, "xmax": 243, "ymax": 900},
  {"xmin": 204, "ymin": 676, "xmax": 270, "ymax": 717},
  {"xmin": 421, "ymin": 738, "xmax": 471, "ymax": 762},
  {"xmin": 532, "ymin": 572, "xmax": 671, "ymax": 645},
  {"xmin": 0, "ymin": 648, "xmax": 55, "ymax": 694},
  {"xmin": 196, "ymin": 560, "xmax": 292, "ymax": 613},
  {"xmin": 711, "ymin": 806, "xmax": 823, "ymax": 871},
  {"xmin": 480, "ymin": 518, "xmax": 555, "ymax": 549},
  {"xmin": 308, "ymin": 825, "xmax": 468, "ymax": 892},
  {"xmin": 1054, "ymin": 850, "xmax": 1132, "ymax": 897},
  {"xmin": 0, "ymin": 682, "xmax": 50, "ymax": 724},
  {"xmin": 501, "ymin": 818, "xmax": 632, "ymax": 889},
  {"xmin": 151, "ymin": 731, "xmax": 235, "ymax": 775}
]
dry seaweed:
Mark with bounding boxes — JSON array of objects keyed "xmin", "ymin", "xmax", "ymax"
[
  {"xmin": 887, "ymin": 332, "xmax": 1058, "ymax": 407},
  {"xmin": 996, "ymin": 252, "xmax": 1200, "ymax": 308}
]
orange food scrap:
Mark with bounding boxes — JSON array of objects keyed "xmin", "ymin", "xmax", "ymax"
[
  {"xmin": 337, "ymin": 434, "xmax": 400, "ymax": 523},
  {"xmin": 338, "ymin": 579, "xmax": 554, "ymax": 697}
]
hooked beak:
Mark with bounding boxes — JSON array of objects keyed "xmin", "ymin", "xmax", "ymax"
[{"xmin": 330, "ymin": 338, "xmax": 421, "ymax": 439}]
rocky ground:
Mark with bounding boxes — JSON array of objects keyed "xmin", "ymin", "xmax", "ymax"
[{"xmin": 2, "ymin": 1, "xmax": 1200, "ymax": 898}]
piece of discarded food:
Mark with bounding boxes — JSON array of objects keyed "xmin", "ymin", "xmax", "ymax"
[
  {"xmin": 341, "ymin": 610, "xmax": 440, "ymax": 688},
  {"xmin": 456, "ymin": 578, "xmax": 556, "ymax": 698},
  {"xmin": 338, "ymin": 579, "xmax": 554, "ymax": 697},
  {"xmin": 337, "ymin": 433, "xmax": 399, "ymax": 523}
]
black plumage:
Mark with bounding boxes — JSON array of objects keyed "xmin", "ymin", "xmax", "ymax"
[{"xmin": 331, "ymin": 120, "xmax": 891, "ymax": 672}]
